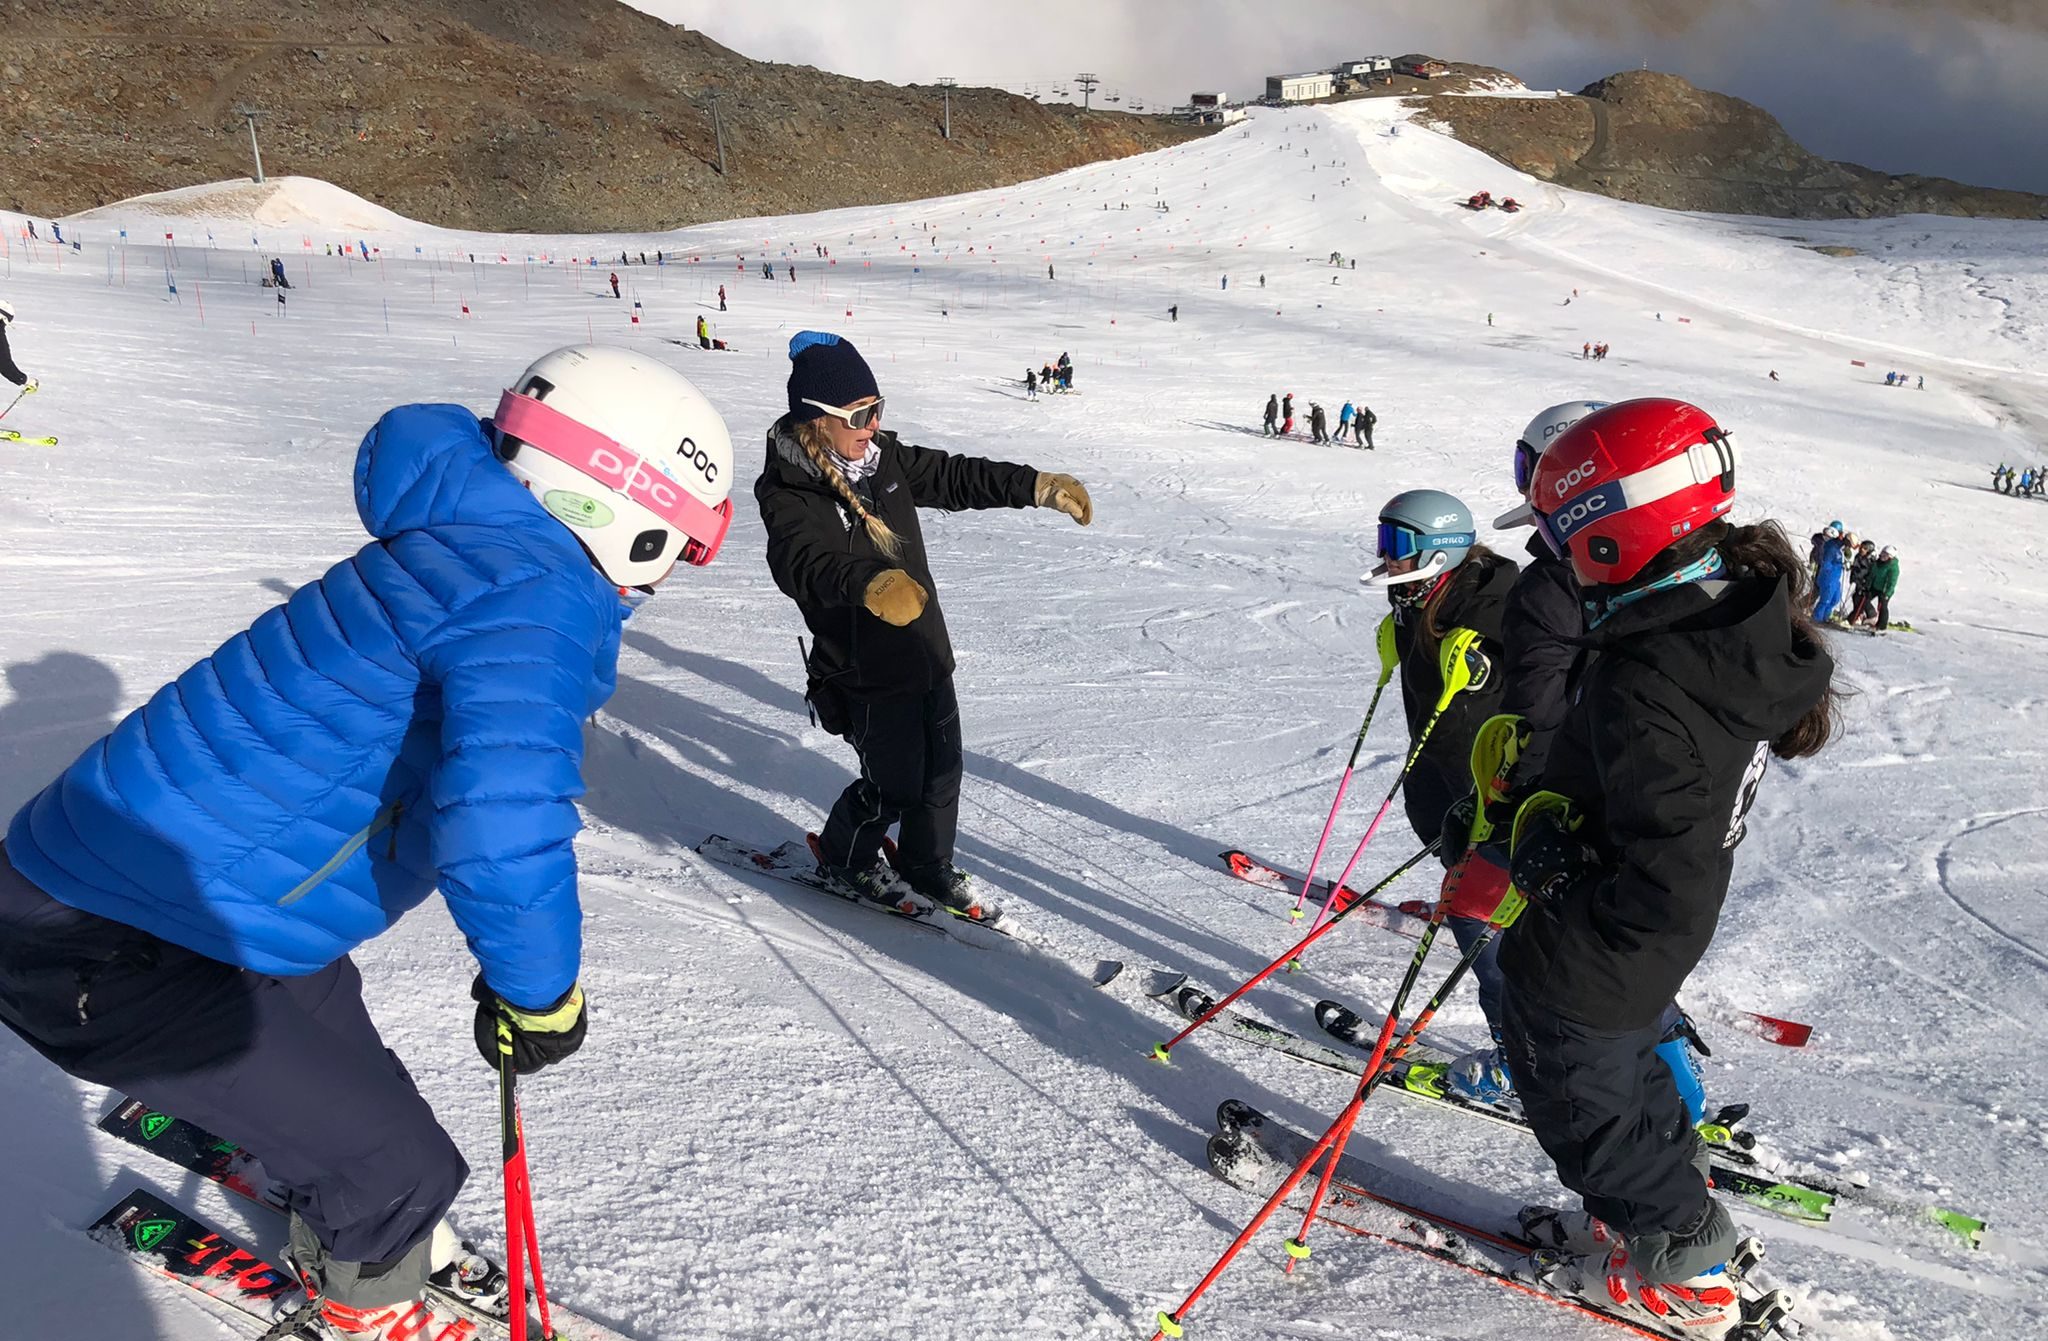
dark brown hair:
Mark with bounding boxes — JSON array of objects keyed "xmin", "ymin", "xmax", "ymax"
[{"xmin": 1641, "ymin": 519, "xmax": 1842, "ymax": 759}]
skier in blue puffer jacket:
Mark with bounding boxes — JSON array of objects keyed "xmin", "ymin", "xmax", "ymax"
[
  {"xmin": 0, "ymin": 346, "xmax": 735, "ymax": 1340},
  {"xmin": 1810, "ymin": 520, "xmax": 1847, "ymax": 622}
]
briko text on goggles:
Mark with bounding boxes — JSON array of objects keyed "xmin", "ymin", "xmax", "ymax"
[
  {"xmin": 494, "ymin": 390, "xmax": 732, "ymax": 567},
  {"xmin": 1377, "ymin": 520, "xmax": 1475, "ymax": 564},
  {"xmin": 802, "ymin": 396, "xmax": 886, "ymax": 430}
]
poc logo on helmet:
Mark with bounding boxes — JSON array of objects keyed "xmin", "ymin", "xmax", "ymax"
[
  {"xmin": 1430, "ymin": 513, "xmax": 1461, "ymax": 526},
  {"xmin": 1553, "ymin": 458, "xmax": 1600, "ymax": 498},
  {"xmin": 1552, "ymin": 492, "xmax": 1609, "ymax": 534}
]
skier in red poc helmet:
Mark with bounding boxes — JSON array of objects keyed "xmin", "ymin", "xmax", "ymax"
[{"xmin": 1498, "ymin": 398, "xmax": 1839, "ymax": 1339}]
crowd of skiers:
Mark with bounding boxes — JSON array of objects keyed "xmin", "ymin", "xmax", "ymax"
[
  {"xmin": 1347, "ymin": 394, "xmax": 1837, "ymax": 1339},
  {"xmin": 1882, "ymin": 371, "xmax": 1923, "ymax": 389},
  {"xmin": 1580, "ymin": 341, "xmax": 1611, "ymax": 361},
  {"xmin": 0, "ymin": 334, "xmax": 1093, "ymax": 1340},
  {"xmin": 1261, "ymin": 391, "xmax": 1374, "ymax": 447},
  {"xmin": 1025, "ymin": 352, "xmax": 1074, "ymax": 397},
  {"xmin": 1809, "ymin": 521, "xmax": 1903, "ymax": 631},
  {"xmin": 1992, "ymin": 462, "xmax": 2047, "ymax": 497}
]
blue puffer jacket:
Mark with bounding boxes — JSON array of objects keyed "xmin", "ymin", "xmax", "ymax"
[{"xmin": 5, "ymin": 404, "xmax": 621, "ymax": 1009}]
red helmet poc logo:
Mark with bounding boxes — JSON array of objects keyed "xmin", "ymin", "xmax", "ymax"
[
  {"xmin": 1551, "ymin": 491, "xmax": 1609, "ymax": 534},
  {"xmin": 1553, "ymin": 458, "xmax": 1600, "ymax": 498}
]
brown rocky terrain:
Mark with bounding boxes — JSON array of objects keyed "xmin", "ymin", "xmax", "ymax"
[
  {"xmin": 0, "ymin": 0, "xmax": 1205, "ymax": 231},
  {"xmin": 1413, "ymin": 69, "xmax": 2048, "ymax": 221}
]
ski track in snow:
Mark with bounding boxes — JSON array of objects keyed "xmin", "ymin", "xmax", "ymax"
[{"xmin": 4, "ymin": 97, "xmax": 2048, "ymax": 1339}]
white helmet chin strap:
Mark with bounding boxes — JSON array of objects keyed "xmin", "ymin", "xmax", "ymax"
[{"xmin": 1359, "ymin": 548, "xmax": 1450, "ymax": 590}]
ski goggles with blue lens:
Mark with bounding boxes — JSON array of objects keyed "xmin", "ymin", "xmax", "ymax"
[
  {"xmin": 1378, "ymin": 520, "xmax": 1477, "ymax": 563},
  {"xmin": 1513, "ymin": 440, "xmax": 1542, "ymax": 495}
]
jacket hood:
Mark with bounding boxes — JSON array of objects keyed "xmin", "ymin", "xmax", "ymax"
[
  {"xmin": 765, "ymin": 414, "xmax": 821, "ymax": 483},
  {"xmin": 353, "ymin": 403, "xmax": 553, "ymax": 540},
  {"xmin": 1597, "ymin": 575, "xmax": 1833, "ymax": 742}
]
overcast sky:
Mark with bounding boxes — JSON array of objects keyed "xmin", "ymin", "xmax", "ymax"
[{"xmin": 627, "ymin": 1, "xmax": 2048, "ymax": 196}]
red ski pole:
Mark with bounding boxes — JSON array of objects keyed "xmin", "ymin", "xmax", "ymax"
[
  {"xmin": 499, "ymin": 1044, "xmax": 560, "ymax": 1340},
  {"xmin": 1150, "ymin": 838, "xmax": 1439, "ymax": 1064},
  {"xmin": 1288, "ymin": 916, "xmax": 1499, "ymax": 1266},
  {"xmin": 1150, "ymin": 906, "xmax": 1450, "ymax": 1339}
]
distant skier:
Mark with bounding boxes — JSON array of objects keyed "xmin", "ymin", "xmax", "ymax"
[
  {"xmin": 1262, "ymin": 393, "xmax": 1279, "ymax": 436},
  {"xmin": 0, "ymin": 300, "xmax": 35, "ymax": 392},
  {"xmin": 1048, "ymin": 263, "xmax": 1055, "ymax": 280},
  {"xmin": 789, "ymin": 264, "xmax": 797, "ymax": 282},
  {"xmin": 756, "ymin": 332, "xmax": 1093, "ymax": 921},
  {"xmin": 0, "ymin": 346, "xmax": 738, "ymax": 1339},
  {"xmin": 1025, "ymin": 368, "xmax": 1039, "ymax": 400},
  {"xmin": 1811, "ymin": 521, "xmax": 1848, "ymax": 621},
  {"xmin": 1221, "ymin": 275, "xmax": 1228, "ymax": 290},
  {"xmin": 1846, "ymin": 540, "xmax": 1877, "ymax": 623},
  {"xmin": 1168, "ymin": 304, "xmax": 1178, "ymax": 322},
  {"xmin": 1338, "ymin": 401, "xmax": 1355, "ymax": 441},
  {"xmin": 1309, "ymin": 402, "xmax": 1328, "ymax": 444},
  {"xmin": 1280, "ymin": 392, "xmax": 1294, "ymax": 437},
  {"xmin": 1057, "ymin": 351, "xmax": 1073, "ymax": 391},
  {"xmin": 1868, "ymin": 545, "xmax": 1900, "ymax": 630},
  {"xmin": 718, "ymin": 284, "xmax": 727, "ymax": 311},
  {"xmin": 1356, "ymin": 403, "xmax": 1377, "ymax": 450},
  {"xmin": 698, "ymin": 313, "xmax": 713, "ymax": 350},
  {"xmin": 270, "ymin": 257, "xmax": 292, "ymax": 289},
  {"xmin": 609, "ymin": 271, "xmax": 621, "ymax": 299}
]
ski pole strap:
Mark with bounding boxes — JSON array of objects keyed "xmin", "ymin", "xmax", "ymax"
[
  {"xmin": 1491, "ymin": 791, "xmax": 1579, "ymax": 929},
  {"xmin": 1432, "ymin": 626, "xmax": 1490, "ymax": 710}
]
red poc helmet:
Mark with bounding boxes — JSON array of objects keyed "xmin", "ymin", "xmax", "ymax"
[{"xmin": 1528, "ymin": 398, "xmax": 1738, "ymax": 586}]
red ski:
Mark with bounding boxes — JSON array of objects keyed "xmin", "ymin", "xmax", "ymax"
[{"xmin": 1217, "ymin": 849, "xmax": 1813, "ymax": 1048}]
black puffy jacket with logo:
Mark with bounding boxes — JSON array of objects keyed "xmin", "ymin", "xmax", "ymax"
[
  {"xmin": 755, "ymin": 417, "xmax": 1038, "ymax": 703},
  {"xmin": 1499, "ymin": 574, "xmax": 1833, "ymax": 1031}
]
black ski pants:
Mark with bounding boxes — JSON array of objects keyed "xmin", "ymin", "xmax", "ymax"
[
  {"xmin": 1499, "ymin": 981, "xmax": 1724, "ymax": 1264},
  {"xmin": 818, "ymin": 679, "xmax": 964, "ymax": 877},
  {"xmin": 0, "ymin": 845, "xmax": 465, "ymax": 1286}
]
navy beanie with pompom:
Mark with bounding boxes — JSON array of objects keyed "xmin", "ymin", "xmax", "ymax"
[{"xmin": 787, "ymin": 330, "xmax": 880, "ymax": 423}]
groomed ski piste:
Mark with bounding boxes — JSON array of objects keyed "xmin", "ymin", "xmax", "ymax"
[{"xmin": 3, "ymin": 89, "xmax": 2046, "ymax": 1340}]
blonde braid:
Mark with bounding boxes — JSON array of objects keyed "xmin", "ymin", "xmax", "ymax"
[{"xmin": 794, "ymin": 418, "xmax": 903, "ymax": 560}]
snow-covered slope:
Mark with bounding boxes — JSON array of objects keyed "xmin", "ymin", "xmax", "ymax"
[{"xmin": 2, "ymin": 95, "xmax": 2046, "ymax": 1341}]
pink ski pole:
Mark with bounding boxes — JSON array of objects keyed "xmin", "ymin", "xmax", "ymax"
[
  {"xmin": 1290, "ymin": 615, "xmax": 1399, "ymax": 921},
  {"xmin": 1300, "ymin": 630, "xmax": 1490, "ymax": 948}
]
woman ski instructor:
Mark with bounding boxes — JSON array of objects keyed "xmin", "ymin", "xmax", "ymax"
[
  {"xmin": 1501, "ymin": 398, "xmax": 1837, "ymax": 1339},
  {"xmin": 0, "ymin": 346, "xmax": 737, "ymax": 1339},
  {"xmin": 758, "ymin": 331, "xmax": 1094, "ymax": 921}
]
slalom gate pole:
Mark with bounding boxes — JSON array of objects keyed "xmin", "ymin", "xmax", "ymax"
[
  {"xmin": 1150, "ymin": 909, "xmax": 1451, "ymax": 1339},
  {"xmin": 1150, "ymin": 838, "xmax": 1438, "ymax": 1063},
  {"xmin": 1288, "ymin": 919, "xmax": 1499, "ymax": 1266},
  {"xmin": 1300, "ymin": 630, "xmax": 1489, "ymax": 943},
  {"xmin": 1289, "ymin": 617, "xmax": 1400, "ymax": 921}
]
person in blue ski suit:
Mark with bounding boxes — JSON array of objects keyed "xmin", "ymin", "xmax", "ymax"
[
  {"xmin": 0, "ymin": 345, "xmax": 736, "ymax": 1336},
  {"xmin": 1810, "ymin": 522, "xmax": 1848, "ymax": 621}
]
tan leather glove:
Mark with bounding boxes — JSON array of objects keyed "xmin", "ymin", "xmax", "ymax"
[
  {"xmin": 1035, "ymin": 472, "xmax": 1093, "ymax": 526},
  {"xmin": 863, "ymin": 569, "xmax": 929, "ymax": 625}
]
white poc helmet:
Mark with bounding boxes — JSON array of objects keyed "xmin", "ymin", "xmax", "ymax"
[
  {"xmin": 1494, "ymin": 399, "xmax": 1611, "ymax": 528},
  {"xmin": 492, "ymin": 346, "xmax": 734, "ymax": 589},
  {"xmin": 0, "ymin": 299, "xmax": 15, "ymax": 324}
]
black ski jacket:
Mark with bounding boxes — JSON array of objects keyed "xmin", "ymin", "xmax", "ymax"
[
  {"xmin": 1499, "ymin": 575, "xmax": 1834, "ymax": 1031},
  {"xmin": 755, "ymin": 417, "xmax": 1038, "ymax": 702},
  {"xmin": 1498, "ymin": 533, "xmax": 1581, "ymax": 786},
  {"xmin": 1393, "ymin": 554, "xmax": 1518, "ymax": 843},
  {"xmin": 0, "ymin": 324, "xmax": 24, "ymax": 386}
]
